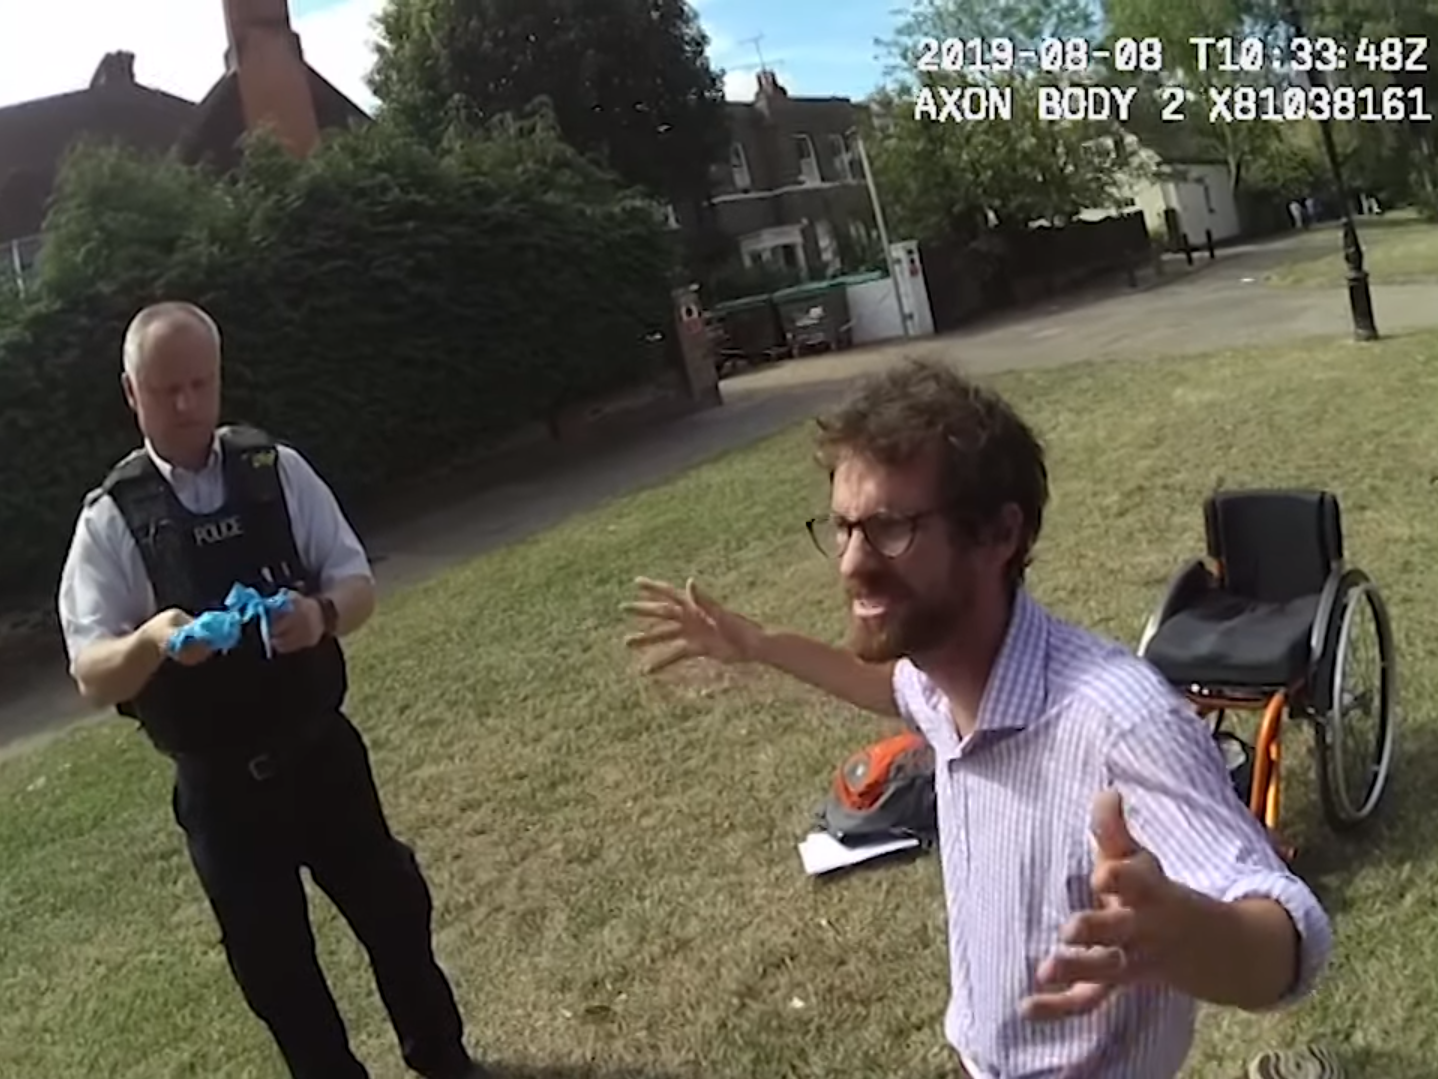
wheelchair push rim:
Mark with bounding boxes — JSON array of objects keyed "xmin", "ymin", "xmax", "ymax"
[{"xmin": 1314, "ymin": 578, "xmax": 1397, "ymax": 830}]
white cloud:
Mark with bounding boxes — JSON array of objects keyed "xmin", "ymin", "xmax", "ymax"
[
  {"xmin": 722, "ymin": 70, "xmax": 754, "ymax": 101},
  {"xmin": 0, "ymin": 0, "xmax": 384, "ymax": 110}
]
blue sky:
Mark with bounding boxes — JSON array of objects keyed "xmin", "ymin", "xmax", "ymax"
[
  {"xmin": 284, "ymin": 0, "xmax": 901, "ymax": 103},
  {"xmin": 693, "ymin": 0, "xmax": 897, "ymax": 101},
  {"xmin": 1, "ymin": 0, "xmax": 899, "ymax": 111}
]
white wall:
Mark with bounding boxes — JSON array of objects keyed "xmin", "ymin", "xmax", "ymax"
[
  {"xmin": 1112, "ymin": 156, "xmax": 1241, "ymax": 247},
  {"xmin": 1166, "ymin": 164, "xmax": 1241, "ymax": 245},
  {"xmin": 846, "ymin": 278, "xmax": 905, "ymax": 344},
  {"xmin": 845, "ymin": 247, "xmax": 937, "ymax": 346},
  {"xmin": 1128, "ymin": 180, "xmax": 1172, "ymax": 239}
]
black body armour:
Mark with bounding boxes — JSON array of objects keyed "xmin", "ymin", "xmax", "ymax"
[{"xmin": 94, "ymin": 424, "xmax": 348, "ymax": 757}]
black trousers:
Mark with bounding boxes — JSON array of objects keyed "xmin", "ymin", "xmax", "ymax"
[{"xmin": 171, "ymin": 714, "xmax": 470, "ymax": 1079}]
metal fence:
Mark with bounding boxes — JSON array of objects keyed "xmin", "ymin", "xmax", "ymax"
[{"xmin": 918, "ymin": 212, "xmax": 1151, "ymax": 333}]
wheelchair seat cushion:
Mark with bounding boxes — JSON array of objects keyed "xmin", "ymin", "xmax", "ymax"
[{"xmin": 1144, "ymin": 590, "xmax": 1319, "ymax": 689}]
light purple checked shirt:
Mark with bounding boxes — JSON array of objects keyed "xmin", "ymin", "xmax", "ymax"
[{"xmin": 892, "ymin": 589, "xmax": 1332, "ymax": 1079}]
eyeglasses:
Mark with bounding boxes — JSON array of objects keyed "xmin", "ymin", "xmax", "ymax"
[{"xmin": 806, "ymin": 509, "xmax": 945, "ymax": 559}]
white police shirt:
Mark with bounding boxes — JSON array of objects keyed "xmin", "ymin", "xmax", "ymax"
[{"xmin": 57, "ymin": 436, "xmax": 373, "ymax": 668}]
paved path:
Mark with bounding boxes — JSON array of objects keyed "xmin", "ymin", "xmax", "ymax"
[{"xmin": 4, "ymin": 228, "xmax": 1434, "ymax": 751}]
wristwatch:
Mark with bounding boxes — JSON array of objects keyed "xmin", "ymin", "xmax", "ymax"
[{"xmin": 315, "ymin": 595, "xmax": 339, "ymax": 639}]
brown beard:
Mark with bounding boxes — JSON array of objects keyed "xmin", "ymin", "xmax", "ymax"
[{"xmin": 844, "ymin": 573, "xmax": 961, "ymax": 662}]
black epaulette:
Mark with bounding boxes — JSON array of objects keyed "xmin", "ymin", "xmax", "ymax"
[
  {"xmin": 219, "ymin": 424, "xmax": 285, "ymax": 506},
  {"xmin": 94, "ymin": 449, "xmax": 153, "ymax": 501},
  {"xmin": 218, "ymin": 423, "xmax": 275, "ymax": 452}
]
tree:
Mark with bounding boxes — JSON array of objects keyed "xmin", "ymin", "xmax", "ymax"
[
  {"xmin": 868, "ymin": 78, "xmax": 1129, "ymax": 238},
  {"xmin": 1104, "ymin": 0, "xmax": 1438, "ymax": 205},
  {"xmin": 869, "ymin": 0, "xmax": 1131, "ymax": 239},
  {"xmin": 368, "ymin": 0, "xmax": 728, "ymax": 205},
  {"xmin": 1294, "ymin": 0, "xmax": 1438, "ymax": 208},
  {"xmin": 1102, "ymin": 0, "xmax": 1291, "ymax": 196},
  {"xmin": 880, "ymin": 0, "xmax": 1099, "ymax": 77},
  {"xmin": 0, "ymin": 122, "xmax": 677, "ymax": 594},
  {"xmin": 37, "ymin": 140, "xmax": 237, "ymax": 303}
]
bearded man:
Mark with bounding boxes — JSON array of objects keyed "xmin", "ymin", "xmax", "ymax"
[{"xmin": 622, "ymin": 360, "xmax": 1336, "ymax": 1079}]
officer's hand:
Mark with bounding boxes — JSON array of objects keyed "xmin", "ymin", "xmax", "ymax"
[
  {"xmin": 144, "ymin": 608, "xmax": 212, "ymax": 667},
  {"xmin": 270, "ymin": 595, "xmax": 324, "ymax": 654}
]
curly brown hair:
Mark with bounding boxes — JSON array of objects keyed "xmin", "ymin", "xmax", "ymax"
[{"xmin": 814, "ymin": 359, "xmax": 1049, "ymax": 586}]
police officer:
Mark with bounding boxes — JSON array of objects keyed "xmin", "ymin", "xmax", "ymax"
[{"xmin": 57, "ymin": 301, "xmax": 488, "ymax": 1079}]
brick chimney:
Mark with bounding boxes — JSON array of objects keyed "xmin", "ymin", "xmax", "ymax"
[
  {"xmin": 90, "ymin": 51, "xmax": 137, "ymax": 90},
  {"xmin": 755, "ymin": 69, "xmax": 788, "ymax": 99},
  {"xmin": 754, "ymin": 68, "xmax": 788, "ymax": 119},
  {"xmin": 221, "ymin": 0, "xmax": 320, "ymax": 158}
]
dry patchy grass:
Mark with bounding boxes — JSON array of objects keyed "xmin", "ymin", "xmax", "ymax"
[
  {"xmin": 1267, "ymin": 210, "xmax": 1438, "ymax": 288},
  {"xmin": 6, "ymin": 332, "xmax": 1438, "ymax": 1077}
]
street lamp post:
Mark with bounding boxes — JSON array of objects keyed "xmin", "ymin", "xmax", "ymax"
[
  {"xmin": 851, "ymin": 127, "xmax": 911, "ymax": 338},
  {"xmin": 1286, "ymin": 3, "xmax": 1379, "ymax": 341}
]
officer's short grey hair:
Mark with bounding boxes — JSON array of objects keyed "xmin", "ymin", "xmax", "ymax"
[{"xmin": 121, "ymin": 301, "xmax": 222, "ymax": 377}]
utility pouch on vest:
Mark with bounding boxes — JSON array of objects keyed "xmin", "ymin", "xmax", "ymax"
[{"xmin": 215, "ymin": 425, "xmax": 307, "ymax": 594}]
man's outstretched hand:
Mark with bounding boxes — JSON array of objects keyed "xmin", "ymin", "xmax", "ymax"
[
  {"xmin": 621, "ymin": 577, "xmax": 762, "ymax": 673},
  {"xmin": 1022, "ymin": 790, "xmax": 1182, "ymax": 1021}
]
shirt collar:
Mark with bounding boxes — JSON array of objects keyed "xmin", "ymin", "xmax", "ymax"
[
  {"xmin": 973, "ymin": 587, "xmax": 1051, "ymax": 733},
  {"xmin": 144, "ymin": 433, "xmax": 221, "ymax": 482}
]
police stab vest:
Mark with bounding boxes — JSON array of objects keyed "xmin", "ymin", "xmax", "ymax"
[{"xmin": 93, "ymin": 424, "xmax": 348, "ymax": 757}]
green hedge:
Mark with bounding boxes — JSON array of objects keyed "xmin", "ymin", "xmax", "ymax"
[{"xmin": 0, "ymin": 118, "xmax": 676, "ymax": 598}]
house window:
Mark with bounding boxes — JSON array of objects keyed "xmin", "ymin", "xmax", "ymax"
[
  {"xmin": 739, "ymin": 225, "xmax": 809, "ymax": 277},
  {"xmin": 794, "ymin": 134, "xmax": 820, "ymax": 184},
  {"xmin": 828, "ymin": 134, "xmax": 853, "ymax": 181},
  {"xmin": 849, "ymin": 219, "xmax": 874, "ymax": 249},
  {"xmin": 743, "ymin": 244, "xmax": 801, "ymax": 271},
  {"xmin": 5, "ymin": 234, "xmax": 41, "ymax": 291},
  {"xmin": 815, "ymin": 220, "xmax": 840, "ymax": 275},
  {"xmin": 730, "ymin": 143, "xmax": 752, "ymax": 191}
]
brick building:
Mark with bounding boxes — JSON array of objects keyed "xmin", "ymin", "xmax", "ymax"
[
  {"xmin": 689, "ymin": 70, "xmax": 880, "ymax": 281},
  {"xmin": 0, "ymin": 0, "xmax": 367, "ymax": 282}
]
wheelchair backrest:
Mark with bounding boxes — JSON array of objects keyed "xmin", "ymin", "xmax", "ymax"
[{"xmin": 1203, "ymin": 489, "xmax": 1343, "ymax": 603}]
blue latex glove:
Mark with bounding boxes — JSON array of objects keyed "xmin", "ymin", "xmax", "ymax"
[{"xmin": 166, "ymin": 583, "xmax": 294, "ymax": 660}]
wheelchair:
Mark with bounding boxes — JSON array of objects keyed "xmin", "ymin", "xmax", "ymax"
[{"xmin": 1137, "ymin": 489, "xmax": 1397, "ymax": 845}]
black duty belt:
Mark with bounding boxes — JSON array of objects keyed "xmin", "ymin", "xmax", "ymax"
[{"xmin": 170, "ymin": 714, "xmax": 341, "ymax": 783}]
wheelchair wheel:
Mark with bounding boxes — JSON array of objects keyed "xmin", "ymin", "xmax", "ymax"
[{"xmin": 1314, "ymin": 578, "xmax": 1397, "ymax": 831}]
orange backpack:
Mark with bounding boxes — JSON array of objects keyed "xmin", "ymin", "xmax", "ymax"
[{"xmin": 818, "ymin": 731, "xmax": 938, "ymax": 847}]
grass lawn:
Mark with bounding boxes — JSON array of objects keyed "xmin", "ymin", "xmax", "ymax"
[
  {"xmin": 1267, "ymin": 209, "xmax": 1438, "ymax": 287},
  {"xmin": 7, "ymin": 331, "xmax": 1438, "ymax": 1079}
]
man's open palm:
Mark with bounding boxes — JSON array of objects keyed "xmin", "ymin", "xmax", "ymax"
[{"xmin": 621, "ymin": 577, "xmax": 756, "ymax": 672}]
